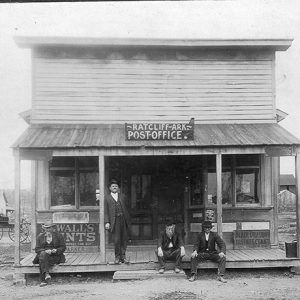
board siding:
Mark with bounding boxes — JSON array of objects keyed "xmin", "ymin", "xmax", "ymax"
[{"xmin": 32, "ymin": 49, "xmax": 274, "ymax": 124}]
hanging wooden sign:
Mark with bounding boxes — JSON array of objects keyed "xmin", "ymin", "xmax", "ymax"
[{"xmin": 125, "ymin": 118, "xmax": 194, "ymax": 141}]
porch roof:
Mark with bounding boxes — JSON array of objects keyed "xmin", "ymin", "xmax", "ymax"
[{"xmin": 12, "ymin": 123, "xmax": 300, "ymax": 149}]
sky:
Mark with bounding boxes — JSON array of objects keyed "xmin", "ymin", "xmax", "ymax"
[{"xmin": 0, "ymin": 0, "xmax": 300, "ymax": 189}]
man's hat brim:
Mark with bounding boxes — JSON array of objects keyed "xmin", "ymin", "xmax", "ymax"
[{"xmin": 42, "ymin": 220, "xmax": 55, "ymax": 228}]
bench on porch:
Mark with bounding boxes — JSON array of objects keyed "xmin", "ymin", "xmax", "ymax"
[{"xmin": 15, "ymin": 246, "xmax": 300, "ymax": 277}]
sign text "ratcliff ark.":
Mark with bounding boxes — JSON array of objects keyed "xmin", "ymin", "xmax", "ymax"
[{"xmin": 125, "ymin": 118, "xmax": 194, "ymax": 141}]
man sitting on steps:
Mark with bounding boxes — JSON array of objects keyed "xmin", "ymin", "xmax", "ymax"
[
  {"xmin": 189, "ymin": 220, "xmax": 227, "ymax": 283},
  {"xmin": 33, "ymin": 220, "xmax": 66, "ymax": 287},
  {"xmin": 156, "ymin": 218, "xmax": 185, "ymax": 274}
]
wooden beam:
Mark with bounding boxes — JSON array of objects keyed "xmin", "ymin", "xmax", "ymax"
[
  {"xmin": 15, "ymin": 36, "xmax": 293, "ymax": 50},
  {"xmin": 98, "ymin": 155, "xmax": 106, "ymax": 263},
  {"xmin": 53, "ymin": 146, "xmax": 268, "ymax": 157},
  {"xmin": 271, "ymin": 157, "xmax": 279, "ymax": 246},
  {"xmin": 216, "ymin": 153, "xmax": 223, "ymax": 237},
  {"xmin": 30, "ymin": 161, "xmax": 37, "ymax": 250},
  {"xmin": 14, "ymin": 149, "xmax": 21, "ymax": 266},
  {"xmin": 295, "ymin": 152, "xmax": 300, "ymax": 258}
]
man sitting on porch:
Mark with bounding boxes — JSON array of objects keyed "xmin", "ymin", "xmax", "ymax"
[
  {"xmin": 189, "ymin": 220, "xmax": 227, "ymax": 283},
  {"xmin": 33, "ymin": 220, "xmax": 66, "ymax": 287},
  {"xmin": 156, "ymin": 219, "xmax": 185, "ymax": 274}
]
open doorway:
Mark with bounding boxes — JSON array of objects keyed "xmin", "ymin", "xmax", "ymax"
[{"xmin": 108, "ymin": 156, "xmax": 187, "ymax": 243}]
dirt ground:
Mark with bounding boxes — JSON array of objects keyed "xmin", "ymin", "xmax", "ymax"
[
  {"xmin": 0, "ymin": 211, "xmax": 299, "ymax": 299},
  {"xmin": 0, "ymin": 267, "xmax": 299, "ymax": 300}
]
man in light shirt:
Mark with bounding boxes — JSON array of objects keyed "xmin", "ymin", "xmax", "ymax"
[
  {"xmin": 105, "ymin": 179, "xmax": 131, "ymax": 264},
  {"xmin": 189, "ymin": 220, "xmax": 227, "ymax": 283},
  {"xmin": 156, "ymin": 219, "xmax": 185, "ymax": 274}
]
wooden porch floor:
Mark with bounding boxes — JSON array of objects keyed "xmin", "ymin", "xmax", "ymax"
[{"xmin": 16, "ymin": 245, "xmax": 300, "ymax": 274}]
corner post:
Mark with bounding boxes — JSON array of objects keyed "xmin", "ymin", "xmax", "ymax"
[
  {"xmin": 216, "ymin": 153, "xmax": 223, "ymax": 237},
  {"xmin": 14, "ymin": 148, "xmax": 21, "ymax": 266},
  {"xmin": 30, "ymin": 161, "xmax": 37, "ymax": 250},
  {"xmin": 271, "ymin": 157, "xmax": 280, "ymax": 246},
  {"xmin": 295, "ymin": 151, "xmax": 300, "ymax": 257},
  {"xmin": 99, "ymin": 155, "xmax": 106, "ymax": 262}
]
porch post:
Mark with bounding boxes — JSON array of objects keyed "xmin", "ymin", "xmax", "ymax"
[
  {"xmin": 99, "ymin": 155, "xmax": 106, "ymax": 262},
  {"xmin": 14, "ymin": 149, "xmax": 21, "ymax": 266},
  {"xmin": 30, "ymin": 161, "xmax": 37, "ymax": 250},
  {"xmin": 295, "ymin": 150, "xmax": 300, "ymax": 257},
  {"xmin": 216, "ymin": 153, "xmax": 223, "ymax": 237},
  {"xmin": 271, "ymin": 157, "xmax": 280, "ymax": 246}
]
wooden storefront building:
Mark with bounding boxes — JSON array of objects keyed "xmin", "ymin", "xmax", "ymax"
[{"xmin": 12, "ymin": 37, "xmax": 300, "ymax": 277}]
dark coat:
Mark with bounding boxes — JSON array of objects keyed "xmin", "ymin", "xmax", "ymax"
[
  {"xmin": 32, "ymin": 231, "xmax": 66, "ymax": 264},
  {"xmin": 104, "ymin": 193, "xmax": 130, "ymax": 232},
  {"xmin": 158, "ymin": 227, "xmax": 184, "ymax": 251},
  {"xmin": 193, "ymin": 231, "xmax": 226, "ymax": 254}
]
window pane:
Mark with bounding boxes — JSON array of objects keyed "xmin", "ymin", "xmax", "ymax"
[
  {"xmin": 236, "ymin": 168, "xmax": 259, "ymax": 204},
  {"xmin": 207, "ymin": 171, "xmax": 232, "ymax": 205},
  {"xmin": 50, "ymin": 157, "xmax": 75, "ymax": 168},
  {"xmin": 78, "ymin": 157, "xmax": 98, "ymax": 168},
  {"xmin": 236, "ymin": 154, "xmax": 259, "ymax": 167},
  {"xmin": 50, "ymin": 170, "xmax": 75, "ymax": 207},
  {"xmin": 190, "ymin": 174, "xmax": 204, "ymax": 206},
  {"xmin": 79, "ymin": 171, "xmax": 99, "ymax": 206}
]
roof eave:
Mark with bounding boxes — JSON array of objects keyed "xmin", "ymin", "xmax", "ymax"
[{"xmin": 14, "ymin": 36, "xmax": 293, "ymax": 51}]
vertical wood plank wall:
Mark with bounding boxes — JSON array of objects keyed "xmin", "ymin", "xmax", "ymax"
[{"xmin": 31, "ymin": 47, "xmax": 275, "ymax": 124}]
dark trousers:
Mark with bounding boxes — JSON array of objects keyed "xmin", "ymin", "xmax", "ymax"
[
  {"xmin": 112, "ymin": 215, "xmax": 128, "ymax": 260},
  {"xmin": 156, "ymin": 248, "xmax": 182, "ymax": 269},
  {"xmin": 37, "ymin": 251, "xmax": 61, "ymax": 281},
  {"xmin": 190, "ymin": 252, "xmax": 226, "ymax": 276}
]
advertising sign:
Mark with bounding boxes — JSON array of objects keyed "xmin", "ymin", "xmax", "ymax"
[{"xmin": 37, "ymin": 223, "xmax": 99, "ymax": 253}]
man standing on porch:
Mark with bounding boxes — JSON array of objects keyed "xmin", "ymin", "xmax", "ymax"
[
  {"xmin": 105, "ymin": 179, "xmax": 131, "ymax": 264},
  {"xmin": 156, "ymin": 219, "xmax": 185, "ymax": 274},
  {"xmin": 189, "ymin": 220, "xmax": 227, "ymax": 283}
]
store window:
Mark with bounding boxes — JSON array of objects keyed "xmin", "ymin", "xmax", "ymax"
[
  {"xmin": 189, "ymin": 154, "xmax": 260, "ymax": 207},
  {"xmin": 50, "ymin": 157, "xmax": 99, "ymax": 209},
  {"xmin": 235, "ymin": 155, "xmax": 260, "ymax": 205},
  {"xmin": 207, "ymin": 171, "xmax": 232, "ymax": 206},
  {"xmin": 207, "ymin": 155, "xmax": 233, "ymax": 206}
]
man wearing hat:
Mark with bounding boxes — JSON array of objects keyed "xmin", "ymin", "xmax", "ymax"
[
  {"xmin": 105, "ymin": 179, "xmax": 131, "ymax": 264},
  {"xmin": 156, "ymin": 219, "xmax": 185, "ymax": 274},
  {"xmin": 33, "ymin": 220, "xmax": 66, "ymax": 287},
  {"xmin": 189, "ymin": 220, "xmax": 227, "ymax": 283}
]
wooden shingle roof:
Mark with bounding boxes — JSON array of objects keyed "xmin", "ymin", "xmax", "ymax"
[{"xmin": 12, "ymin": 123, "xmax": 300, "ymax": 149}]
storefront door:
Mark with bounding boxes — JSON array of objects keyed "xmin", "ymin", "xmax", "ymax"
[{"xmin": 108, "ymin": 156, "xmax": 186, "ymax": 243}]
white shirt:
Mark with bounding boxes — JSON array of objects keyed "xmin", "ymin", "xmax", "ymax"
[
  {"xmin": 205, "ymin": 232, "xmax": 210, "ymax": 241},
  {"xmin": 111, "ymin": 192, "xmax": 118, "ymax": 202}
]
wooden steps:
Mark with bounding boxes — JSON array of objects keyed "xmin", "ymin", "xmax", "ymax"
[{"xmin": 113, "ymin": 269, "xmax": 186, "ymax": 281}]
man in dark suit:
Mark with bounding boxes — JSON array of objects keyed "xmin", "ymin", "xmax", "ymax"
[
  {"xmin": 33, "ymin": 220, "xmax": 66, "ymax": 287},
  {"xmin": 189, "ymin": 220, "xmax": 227, "ymax": 283},
  {"xmin": 105, "ymin": 179, "xmax": 131, "ymax": 264},
  {"xmin": 156, "ymin": 219, "xmax": 185, "ymax": 274}
]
